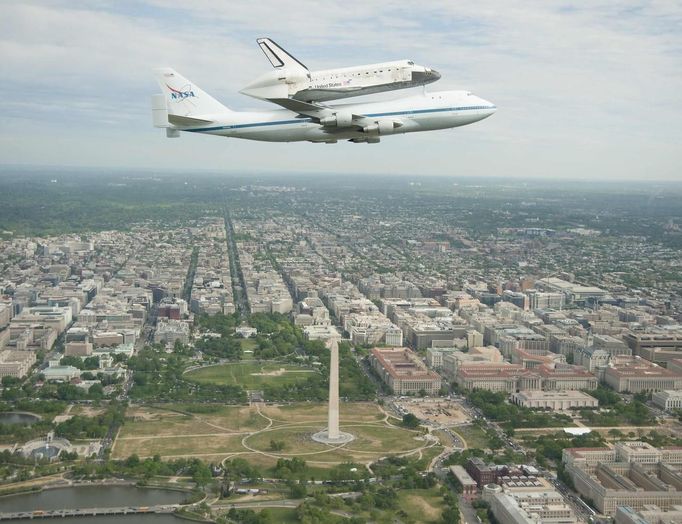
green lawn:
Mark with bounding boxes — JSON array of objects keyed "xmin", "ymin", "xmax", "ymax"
[
  {"xmin": 240, "ymin": 338, "xmax": 259, "ymax": 351},
  {"xmin": 185, "ymin": 361, "xmax": 319, "ymax": 389},
  {"xmin": 454, "ymin": 424, "xmax": 492, "ymax": 450}
]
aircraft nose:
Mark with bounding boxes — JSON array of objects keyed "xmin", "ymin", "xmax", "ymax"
[
  {"xmin": 424, "ymin": 68, "xmax": 441, "ymax": 83},
  {"xmin": 412, "ymin": 68, "xmax": 441, "ymax": 84},
  {"xmin": 479, "ymin": 97, "xmax": 497, "ymax": 116}
]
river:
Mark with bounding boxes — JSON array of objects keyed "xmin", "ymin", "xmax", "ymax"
[{"xmin": 1, "ymin": 516, "xmax": 188, "ymax": 523}]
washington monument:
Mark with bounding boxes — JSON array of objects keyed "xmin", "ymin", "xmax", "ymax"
[{"xmin": 312, "ymin": 338, "xmax": 354, "ymax": 444}]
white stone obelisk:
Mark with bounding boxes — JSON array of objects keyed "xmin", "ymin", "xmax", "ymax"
[
  {"xmin": 312, "ymin": 338, "xmax": 354, "ymax": 444},
  {"xmin": 327, "ymin": 338, "xmax": 340, "ymax": 440}
]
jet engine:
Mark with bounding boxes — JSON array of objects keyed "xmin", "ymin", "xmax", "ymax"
[
  {"xmin": 349, "ymin": 137, "xmax": 380, "ymax": 144},
  {"xmin": 320, "ymin": 111, "xmax": 354, "ymax": 128},
  {"xmin": 363, "ymin": 120, "xmax": 402, "ymax": 136}
]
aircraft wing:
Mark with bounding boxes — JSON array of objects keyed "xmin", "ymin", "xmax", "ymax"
[
  {"xmin": 268, "ymin": 98, "xmax": 365, "ymax": 129},
  {"xmin": 268, "ymin": 98, "xmax": 329, "ymax": 120}
]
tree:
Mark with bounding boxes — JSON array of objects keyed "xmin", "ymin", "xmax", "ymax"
[
  {"xmin": 1, "ymin": 376, "xmax": 21, "ymax": 387},
  {"xmin": 125, "ymin": 454, "xmax": 140, "ymax": 468},
  {"xmin": 288, "ymin": 479, "xmax": 307, "ymax": 499},
  {"xmin": 402, "ymin": 413, "xmax": 420, "ymax": 428},
  {"xmin": 83, "ymin": 356, "xmax": 100, "ymax": 369},
  {"xmin": 442, "ymin": 507, "xmax": 461, "ymax": 524},
  {"xmin": 192, "ymin": 461, "xmax": 212, "ymax": 487},
  {"xmin": 269, "ymin": 439, "xmax": 285, "ymax": 451}
]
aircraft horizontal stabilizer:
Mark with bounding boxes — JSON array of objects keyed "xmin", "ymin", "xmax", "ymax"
[{"xmin": 168, "ymin": 114, "xmax": 213, "ymax": 126}]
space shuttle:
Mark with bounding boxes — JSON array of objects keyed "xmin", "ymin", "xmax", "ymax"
[{"xmin": 240, "ymin": 38, "xmax": 441, "ymax": 103}]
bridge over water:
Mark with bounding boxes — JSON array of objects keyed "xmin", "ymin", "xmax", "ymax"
[{"xmin": 0, "ymin": 504, "xmax": 179, "ymax": 520}]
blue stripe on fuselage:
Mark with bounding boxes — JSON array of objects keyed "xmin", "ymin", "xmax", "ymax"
[{"xmin": 183, "ymin": 105, "xmax": 496, "ymax": 133}]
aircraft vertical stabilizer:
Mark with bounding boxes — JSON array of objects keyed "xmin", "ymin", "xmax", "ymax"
[
  {"xmin": 153, "ymin": 68, "xmax": 231, "ymax": 118},
  {"xmin": 256, "ymin": 38, "xmax": 309, "ymax": 74}
]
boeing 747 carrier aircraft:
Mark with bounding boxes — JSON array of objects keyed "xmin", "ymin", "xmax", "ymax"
[{"xmin": 152, "ymin": 68, "xmax": 496, "ymax": 144}]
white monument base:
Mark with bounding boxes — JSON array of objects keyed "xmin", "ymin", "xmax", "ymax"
[{"xmin": 311, "ymin": 429, "xmax": 355, "ymax": 445}]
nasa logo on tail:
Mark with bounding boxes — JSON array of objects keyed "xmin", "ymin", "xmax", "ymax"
[{"xmin": 166, "ymin": 84, "xmax": 197, "ymax": 101}]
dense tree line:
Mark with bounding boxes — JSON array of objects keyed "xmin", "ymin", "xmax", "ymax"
[
  {"xmin": 468, "ymin": 390, "xmax": 572, "ymax": 429},
  {"xmin": 194, "ymin": 336, "xmax": 242, "ymax": 360},
  {"xmin": 60, "ymin": 355, "xmax": 100, "ymax": 370},
  {"xmin": 195, "ymin": 313, "xmax": 240, "ymax": 337},
  {"xmin": 38, "ymin": 382, "xmax": 104, "ymax": 401},
  {"xmin": 580, "ymin": 387, "xmax": 656, "ymax": 426},
  {"xmin": 55, "ymin": 402, "xmax": 125, "ymax": 440},
  {"xmin": 128, "ymin": 344, "xmax": 245, "ymax": 403},
  {"xmin": 73, "ymin": 453, "xmax": 212, "ymax": 492}
]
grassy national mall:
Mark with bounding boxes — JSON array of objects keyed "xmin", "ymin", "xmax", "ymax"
[{"xmin": 121, "ymin": 312, "xmax": 454, "ymax": 523}]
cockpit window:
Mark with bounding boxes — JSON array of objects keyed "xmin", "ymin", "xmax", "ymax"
[{"xmin": 407, "ymin": 60, "xmax": 414, "ymax": 65}]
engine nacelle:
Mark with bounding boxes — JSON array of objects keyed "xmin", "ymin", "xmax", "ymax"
[
  {"xmin": 363, "ymin": 120, "xmax": 396, "ymax": 136},
  {"xmin": 320, "ymin": 111, "xmax": 353, "ymax": 128}
]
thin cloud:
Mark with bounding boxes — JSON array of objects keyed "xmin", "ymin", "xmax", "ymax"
[{"xmin": 0, "ymin": 0, "xmax": 680, "ymax": 179}]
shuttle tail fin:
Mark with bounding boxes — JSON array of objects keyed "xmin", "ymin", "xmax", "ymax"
[
  {"xmin": 153, "ymin": 67, "xmax": 231, "ymax": 121},
  {"xmin": 256, "ymin": 38, "xmax": 309, "ymax": 74}
]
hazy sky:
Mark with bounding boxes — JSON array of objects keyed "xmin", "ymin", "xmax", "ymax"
[{"xmin": 1, "ymin": 1, "xmax": 681, "ymax": 179}]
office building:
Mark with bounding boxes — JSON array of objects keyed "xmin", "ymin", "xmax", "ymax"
[
  {"xmin": 563, "ymin": 442, "xmax": 682, "ymax": 515},
  {"xmin": 369, "ymin": 347, "xmax": 442, "ymax": 395},
  {"xmin": 0, "ymin": 350, "xmax": 36, "ymax": 378},
  {"xmin": 603, "ymin": 357, "xmax": 682, "ymax": 393},
  {"xmin": 449, "ymin": 465, "xmax": 478, "ymax": 498}
]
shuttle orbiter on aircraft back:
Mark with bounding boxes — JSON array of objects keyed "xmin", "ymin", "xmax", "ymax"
[{"xmin": 240, "ymin": 38, "xmax": 441, "ymax": 103}]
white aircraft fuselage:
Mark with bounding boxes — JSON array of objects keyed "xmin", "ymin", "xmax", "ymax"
[
  {"xmin": 152, "ymin": 68, "xmax": 496, "ymax": 144},
  {"xmin": 181, "ymin": 91, "xmax": 495, "ymax": 143},
  {"xmin": 241, "ymin": 60, "xmax": 441, "ymax": 103}
]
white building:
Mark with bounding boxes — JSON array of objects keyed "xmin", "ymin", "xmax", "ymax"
[
  {"xmin": 303, "ymin": 325, "xmax": 341, "ymax": 342},
  {"xmin": 235, "ymin": 326, "xmax": 258, "ymax": 338},
  {"xmin": 43, "ymin": 361, "xmax": 81, "ymax": 382},
  {"xmin": 511, "ymin": 390, "xmax": 599, "ymax": 410},
  {"xmin": 154, "ymin": 319, "xmax": 190, "ymax": 345},
  {"xmin": 652, "ymin": 390, "xmax": 682, "ymax": 411}
]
